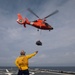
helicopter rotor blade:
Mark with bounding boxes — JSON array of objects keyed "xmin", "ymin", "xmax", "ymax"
[
  {"xmin": 44, "ymin": 10, "xmax": 59, "ymax": 19},
  {"xmin": 27, "ymin": 8, "xmax": 40, "ymax": 19}
]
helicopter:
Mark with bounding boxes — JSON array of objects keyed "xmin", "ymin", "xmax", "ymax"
[{"xmin": 17, "ymin": 8, "xmax": 59, "ymax": 31}]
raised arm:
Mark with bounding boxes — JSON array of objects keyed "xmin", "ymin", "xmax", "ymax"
[{"xmin": 26, "ymin": 51, "xmax": 38, "ymax": 59}]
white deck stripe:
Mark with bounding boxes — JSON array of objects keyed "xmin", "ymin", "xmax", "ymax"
[{"xmin": 5, "ymin": 69, "xmax": 13, "ymax": 75}]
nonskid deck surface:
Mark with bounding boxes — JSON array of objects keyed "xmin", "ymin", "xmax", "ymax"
[
  {"xmin": 0, "ymin": 69, "xmax": 35, "ymax": 75},
  {"xmin": 0, "ymin": 69, "xmax": 16, "ymax": 75},
  {"xmin": 0, "ymin": 68, "xmax": 75, "ymax": 75}
]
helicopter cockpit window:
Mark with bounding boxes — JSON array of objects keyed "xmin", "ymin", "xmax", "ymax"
[
  {"xmin": 45, "ymin": 22, "xmax": 49, "ymax": 26},
  {"xmin": 33, "ymin": 20, "xmax": 37, "ymax": 22}
]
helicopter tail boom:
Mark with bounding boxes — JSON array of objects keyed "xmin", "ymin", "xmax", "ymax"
[
  {"xmin": 17, "ymin": 13, "xmax": 25, "ymax": 25},
  {"xmin": 17, "ymin": 13, "xmax": 31, "ymax": 27}
]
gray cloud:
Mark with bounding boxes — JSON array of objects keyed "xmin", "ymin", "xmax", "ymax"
[{"xmin": 0, "ymin": 0, "xmax": 75, "ymax": 66}]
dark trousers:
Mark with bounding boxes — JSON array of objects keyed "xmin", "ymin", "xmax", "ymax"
[{"xmin": 18, "ymin": 69, "xmax": 29, "ymax": 75}]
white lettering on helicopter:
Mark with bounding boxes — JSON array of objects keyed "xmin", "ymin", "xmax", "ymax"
[{"xmin": 30, "ymin": 22, "xmax": 34, "ymax": 25}]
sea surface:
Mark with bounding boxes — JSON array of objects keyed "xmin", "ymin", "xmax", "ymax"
[
  {"xmin": 0, "ymin": 66, "xmax": 75, "ymax": 75},
  {"xmin": 31, "ymin": 66, "xmax": 75, "ymax": 72}
]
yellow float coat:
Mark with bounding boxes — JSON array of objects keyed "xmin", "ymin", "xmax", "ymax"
[{"xmin": 15, "ymin": 52, "xmax": 37, "ymax": 70}]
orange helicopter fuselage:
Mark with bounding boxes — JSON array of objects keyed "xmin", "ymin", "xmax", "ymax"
[
  {"xmin": 17, "ymin": 14, "xmax": 53, "ymax": 31},
  {"xmin": 27, "ymin": 19, "xmax": 53, "ymax": 30}
]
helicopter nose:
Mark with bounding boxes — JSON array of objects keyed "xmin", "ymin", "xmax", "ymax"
[
  {"xmin": 51, "ymin": 27, "xmax": 53, "ymax": 30},
  {"xmin": 49, "ymin": 27, "xmax": 53, "ymax": 31}
]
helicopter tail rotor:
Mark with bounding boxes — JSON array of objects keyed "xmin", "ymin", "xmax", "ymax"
[{"xmin": 17, "ymin": 13, "xmax": 25, "ymax": 24}]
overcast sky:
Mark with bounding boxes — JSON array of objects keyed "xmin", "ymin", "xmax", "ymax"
[{"xmin": 0, "ymin": 0, "xmax": 75, "ymax": 67}]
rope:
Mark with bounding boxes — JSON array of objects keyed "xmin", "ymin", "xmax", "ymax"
[{"xmin": 35, "ymin": 29, "xmax": 42, "ymax": 51}]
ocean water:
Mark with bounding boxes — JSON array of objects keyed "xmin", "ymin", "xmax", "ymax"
[
  {"xmin": 0, "ymin": 66, "xmax": 75, "ymax": 75},
  {"xmin": 34, "ymin": 73, "xmax": 60, "ymax": 75},
  {"xmin": 32, "ymin": 66, "xmax": 75, "ymax": 72}
]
